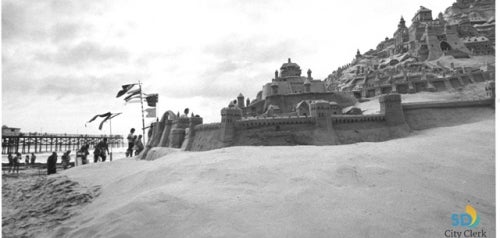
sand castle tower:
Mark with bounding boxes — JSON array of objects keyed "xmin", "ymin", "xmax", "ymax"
[
  {"xmin": 237, "ymin": 93, "xmax": 245, "ymax": 108},
  {"xmin": 304, "ymin": 78, "xmax": 311, "ymax": 93},
  {"xmin": 220, "ymin": 105, "xmax": 242, "ymax": 144},
  {"xmin": 379, "ymin": 93, "xmax": 406, "ymax": 126},
  {"xmin": 310, "ymin": 100, "xmax": 333, "ymax": 130},
  {"xmin": 169, "ymin": 117, "xmax": 190, "ymax": 148}
]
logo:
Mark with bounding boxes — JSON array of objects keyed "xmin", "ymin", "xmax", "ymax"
[{"xmin": 451, "ymin": 204, "xmax": 480, "ymax": 228}]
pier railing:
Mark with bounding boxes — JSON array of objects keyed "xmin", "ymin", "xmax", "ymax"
[{"xmin": 1, "ymin": 133, "xmax": 125, "ymax": 154}]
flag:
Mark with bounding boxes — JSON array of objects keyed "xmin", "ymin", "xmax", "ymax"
[
  {"xmin": 145, "ymin": 108, "xmax": 156, "ymax": 118},
  {"xmin": 98, "ymin": 113, "xmax": 122, "ymax": 130},
  {"xmin": 86, "ymin": 112, "xmax": 121, "ymax": 130},
  {"xmin": 126, "ymin": 88, "xmax": 141, "ymax": 95},
  {"xmin": 109, "ymin": 113, "xmax": 121, "ymax": 120},
  {"xmin": 123, "ymin": 91, "xmax": 142, "ymax": 101},
  {"xmin": 145, "ymin": 94, "xmax": 158, "ymax": 107},
  {"xmin": 116, "ymin": 84, "xmax": 136, "ymax": 98},
  {"xmin": 124, "ymin": 94, "xmax": 142, "ymax": 102},
  {"xmin": 124, "ymin": 98, "xmax": 142, "ymax": 105},
  {"xmin": 87, "ymin": 112, "xmax": 112, "ymax": 124}
]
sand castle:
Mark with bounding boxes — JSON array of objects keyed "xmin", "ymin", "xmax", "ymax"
[
  {"xmin": 138, "ymin": 0, "xmax": 496, "ymax": 158},
  {"xmin": 325, "ymin": 1, "xmax": 495, "ymax": 98},
  {"xmin": 138, "ymin": 56, "xmax": 495, "ymax": 159}
]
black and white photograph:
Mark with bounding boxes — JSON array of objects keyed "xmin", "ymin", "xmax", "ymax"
[{"xmin": 1, "ymin": 0, "xmax": 496, "ymax": 237}]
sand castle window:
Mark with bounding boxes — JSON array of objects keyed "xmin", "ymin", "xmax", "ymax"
[{"xmin": 440, "ymin": 41, "xmax": 452, "ymax": 51}]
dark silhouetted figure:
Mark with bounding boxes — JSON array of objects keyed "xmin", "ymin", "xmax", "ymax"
[
  {"xmin": 25, "ymin": 155, "xmax": 30, "ymax": 168},
  {"xmin": 7, "ymin": 153, "xmax": 13, "ymax": 173},
  {"xmin": 47, "ymin": 152, "xmax": 58, "ymax": 175},
  {"xmin": 13, "ymin": 153, "xmax": 21, "ymax": 173},
  {"xmin": 126, "ymin": 128, "xmax": 136, "ymax": 157},
  {"xmin": 77, "ymin": 145, "xmax": 90, "ymax": 165},
  {"xmin": 62, "ymin": 151, "xmax": 71, "ymax": 169},
  {"xmin": 30, "ymin": 153, "xmax": 36, "ymax": 165},
  {"xmin": 94, "ymin": 138, "xmax": 109, "ymax": 162},
  {"xmin": 134, "ymin": 135, "xmax": 144, "ymax": 155}
]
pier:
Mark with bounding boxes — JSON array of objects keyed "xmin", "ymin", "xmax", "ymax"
[{"xmin": 1, "ymin": 133, "xmax": 124, "ymax": 154}]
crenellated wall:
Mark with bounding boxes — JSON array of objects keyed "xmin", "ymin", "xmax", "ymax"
[
  {"xmin": 140, "ymin": 88, "xmax": 494, "ymax": 156},
  {"xmin": 264, "ymin": 92, "xmax": 357, "ymax": 114},
  {"xmin": 236, "ymin": 116, "xmax": 314, "ymax": 129}
]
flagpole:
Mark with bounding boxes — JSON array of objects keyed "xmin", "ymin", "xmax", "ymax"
[
  {"xmin": 109, "ymin": 118, "xmax": 113, "ymax": 161},
  {"xmin": 138, "ymin": 80, "xmax": 146, "ymax": 145}
]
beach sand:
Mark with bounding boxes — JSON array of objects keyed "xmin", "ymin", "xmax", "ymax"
[
  {"xmin": 0, "ymin": 116, "xmax": 492, "ymax": 238},
  {"xmin": 1, "ymin": 91, "xmax": 494, "ymax": 237},
  {"xmin": 2, "ymin": 152, "xmax": 126, "ymax": 238}
]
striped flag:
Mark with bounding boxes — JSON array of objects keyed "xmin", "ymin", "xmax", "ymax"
[
  {"xmin": 123, "ymin": 91, "xmax": 142, "ymax": 101},
  {"xmin": 124, "ymin": 94, "xmax": 142, "ymax": 102},
  {"xmin": 116, "ymin": 84, "xmax": 137, "ymax": 98},
  {"xmin": 124, "ymin": 98, "xmax": 143, "ymax": 104}
]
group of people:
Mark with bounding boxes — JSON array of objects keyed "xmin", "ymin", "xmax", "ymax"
[
  {"xmin": 75, "ymin": 138, "xmax": 110, "ymax": 165},
  {"xmin": 126, "ymin": 128, "xmax": 144, "ymax": 157},
  {"xmin": 7, "ymin": 130, "xmax": 139, "ymax": 175},
  {"xmin": 46, "ymin": 150, "xmax": 74, "ymax": 174},
  {"xmin": 47, "ymin": 138, "xmax": 110, "ymax": 175},
  {"xmin": 6, "ymin": 152, "xmax": 36, "ymax": 173}
]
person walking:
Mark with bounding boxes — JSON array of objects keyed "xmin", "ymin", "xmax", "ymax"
[
  {"xmin": 30, "ymin": 153, "xmax": 36, "ymax": 165},
  {"xmin": 13, "ymin": 153, "xmax": 21, "ymax": 174},
  {"xmin": 76, "ymin": 145, "xmax": 89, "ymax": 165},
  {"xmin": 94, "ymin": 138, "xmax": 109, "ymax": 162},
  {"xmin": 7, "ymin": 153, "xmax": 13, "ymax": 173},
  {"xmin": 126, "ymin": 128, "xmax": 136, "ymax": 157},
  {"xmin": 134, "ymin": 135, "xmax": 144, "ymax": 155},
  {"xmin": 62, "ymin": 151, "xmax": 71, "ymax": 169},
  {"xmin": 47, "ymin": 152, "xmax": 57, "ymax": 175},
  {"xmin": 25, "ymin": 155, "xmax": 30, "ymax": 168}
]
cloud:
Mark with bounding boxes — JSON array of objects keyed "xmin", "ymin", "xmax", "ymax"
[
  {"xmin": 158, "ymin": 61, "xmax": 270, "ymax": 101},
  {"xmin": 1, "ymin": 1, "xmax": 47, "ymax": 41},
  {"xmin": 35, "ymin": 41, "xmax": 130, "ymax": 66},
  {"xmin": 2, "ymin": 70, "xmax": 146, "ymax": 102},
  {"xmin": 2, "ymin": 0, "xmax": 105, "ymax": 42},
  {"xmin": 133, "ymin": 49, "xmax": 185, "ymax": 67},
  {"xmin": 50, "ymin": 22, "xmax": 89, "ymax": 43},
  {"xmin": 154, "ymin": 36, "xmax": 314, "ymax": 101},
  {"xmin": 204, "ymin": 36, "xmax": 310, "ymax": 63},
  {"xmin": 204, "ymin": 60, "xmax": 239, "ymax": 75}
]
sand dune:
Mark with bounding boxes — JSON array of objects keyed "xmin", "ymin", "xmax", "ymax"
[
  {"xmin": 2, "ymin": 176, "xmax": 100, "ymax": 238},
  {"xmin": 30, "ymin": 117, "xmax": 494, "ymax": 238}
]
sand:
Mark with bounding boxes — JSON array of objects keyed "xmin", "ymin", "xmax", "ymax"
[
  {"xmin": 2, "ymin": 90, "xmax": 494, "ymax": 237},
  {"xmin": 2, "ymin": 173, "xmax": 100, "ymax": 238},
  {"xmin": 9, "ymin": 117, "xmax": 487, "ymax": 238}
]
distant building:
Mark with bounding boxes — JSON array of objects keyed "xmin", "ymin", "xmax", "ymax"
[
  {"xmin": 408, "ymin": 6, "xmax": 471, "ymax": 61},
  {"xmin": 2, "ymin": 126, "xmax": 21, "ymax": 136},
  {"xmin": 234, "ymin": 58, "xmax": 357, "ymax": 117},
  {"xmin": 461, "ymin": 36, "xmax": 495, "ymax": 55},
  {"xmin": 393, "ymin": 17, "xmax": 409, "ymax": 54}
]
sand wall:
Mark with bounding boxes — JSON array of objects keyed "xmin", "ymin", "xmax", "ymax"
[
  {"xmin": 164, "ymin": 98, "xmax": 494, "ymax": 152},
  {"xmin": 333, "ymin": 122, "xmax": 410, "ymax": 144},
  {"xmin": 403, "ymin": 99, "xmax": 494, "ymax": 130},
  {"xmin": 264, "ymin": 92, "xmax": 357, "ymax": 113},
  {"xmin": 188, "ymin": 127, "xmax": 225, "ymax": 151},
  {"xmin": 230, "ymin": 120, "xmax": 410, "ymax": 147},
  {"xmin": 232, "ymin": 124, "xmax": 320, "ymax": 146}
]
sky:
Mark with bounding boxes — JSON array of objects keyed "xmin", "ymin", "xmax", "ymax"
[{"xmin": 2, "ymin": 0, "xmax": 456, "ymax": 136}]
